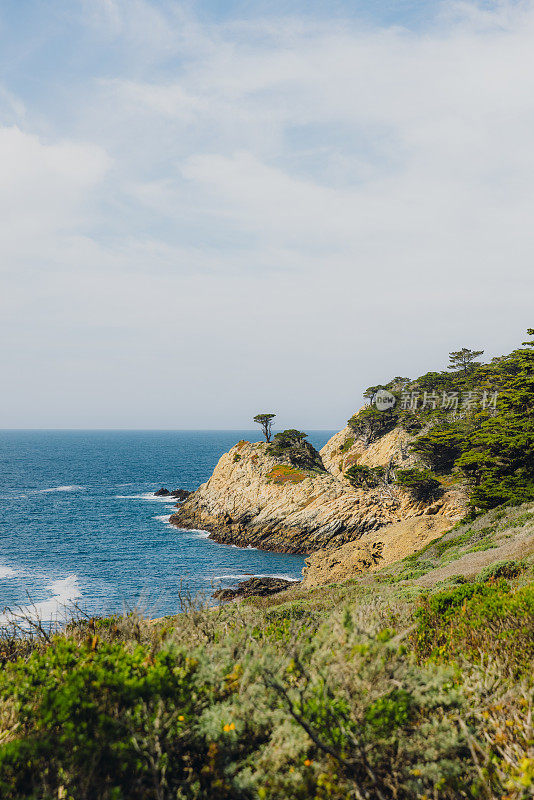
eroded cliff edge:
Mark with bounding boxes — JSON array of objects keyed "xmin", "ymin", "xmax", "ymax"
[{"xmin": 169, "ymin": 423, "xmax": 466, "ymax": 555}]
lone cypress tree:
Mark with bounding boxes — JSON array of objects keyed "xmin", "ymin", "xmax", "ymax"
[
  {"xmin": 448, "ymin": 347, "xmax": 484, "ymax": 374},
  {"xmin": 253, "ymin": 413, "xmax": 276, "ymax": 443}
]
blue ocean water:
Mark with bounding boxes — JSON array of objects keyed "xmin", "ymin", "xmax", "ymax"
[{"xmin": 0, "ymin": 430, "xmax": 334, "ymax": 622}]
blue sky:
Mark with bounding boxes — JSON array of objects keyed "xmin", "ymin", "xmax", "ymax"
[{"xmin": 0, "ymin": 0, "xmax": 533, "ymax": 428}]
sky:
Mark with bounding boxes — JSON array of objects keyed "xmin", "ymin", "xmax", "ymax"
[{"xmin": 0, "ymin": 0, "xmax": 533, "ymax": 430}]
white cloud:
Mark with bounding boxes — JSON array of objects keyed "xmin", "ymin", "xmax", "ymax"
[
  {"xmin": 1, "ymin": 0, "xmax": 534, "ymax": 426},
  {"xmin": 0, "ymin": 126, "xmax": 110, "ymax": 267}
]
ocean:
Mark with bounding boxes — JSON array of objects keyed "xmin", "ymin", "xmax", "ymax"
[{"xmin": 0, "ymin": 430, "xmax": 334, "ymax": 623}]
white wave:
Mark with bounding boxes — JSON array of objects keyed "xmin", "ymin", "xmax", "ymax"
[
  {"xmin": 184, "ymin": 528, "xmax": 210, "ymax": 538},
  {"xmin": 210, "ymin": 573, "xmax": 301, "ymax": 582},
  {"xmin": 0, "ymin": 565, "xmax": 16, "ymax": 579},
  {"xmin": 154, "ymin": 514, "xmax": 172, "ymax": 524},
  {"xmin": 0, "ymin": 574, "xmax": 82, "ymax": 627},
  {"xmin": 114, "ymin": 493, "xmax": 175, "ymax": 503},
  {"xmin": 209, "ymin": 573, "xmax": 252, "ymax": 580},
  {"xmin": 37, "ymin": 485, "xmax": 85, "ymax": 494}
]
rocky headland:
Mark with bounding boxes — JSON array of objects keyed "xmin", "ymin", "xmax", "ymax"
[{"xmin": 170, "ymin": 418, "xmax": 467, "ymax": 583}]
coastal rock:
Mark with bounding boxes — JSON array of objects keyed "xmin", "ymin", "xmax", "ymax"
[
  {"xmin": 154, "ymin": 488, "xmax": 191, "ymax": 500},
  {"xmin": 320, "ymin": 424, "xmax": 417, "ymax": 480},
  {"xmin": 213, "ymin": 576, "xmax": 298, "ymax": 601},
  {"xmin": 169, "ymin": 430, "xmax": 466, "ymax": 554},
  {"xmin": 170, "ymin": 489, "xmax": 191, "ymax": 501}
]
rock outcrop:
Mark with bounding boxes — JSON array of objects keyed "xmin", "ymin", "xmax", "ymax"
[
  {"xmin": 213, "ymin": 576, "xmax": 299, "ymax": 601},
  {"xmin": 154, "ymin": 488, "xmax": 191, "ymax": 500},
  {"xmin": 170, "ymin": 489, "xmax": 191, "ymax": 501},
  {"xmin": 170, "ymin": 427, "xmax": 466, "ymax": 555}
]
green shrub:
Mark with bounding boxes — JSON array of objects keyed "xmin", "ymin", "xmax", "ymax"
[
  {"xmin": 413, "ymin": 580, "xmax": 534, "ymax": 672},
  {"xmin": 338, "ymin": 437, "xmax": 354, "ymax": 454},
  {"xmin": 348, "ymin": 406, "xmax": 398, "ymax": 444},
  {"xmin": 395, "ymin": 468, "xmax": 442, "ymax": 502},
  {"xmin": 345, "ymin": 464, "xmax": 384, "ymax": 488},
  {"xmin": 0, "ymin": 638, "xmax": 236, "ymax": 800},
  {"xmin": 267, "ymin": 430, "xmax": 324, "ymax": 470},
  {"xmin": 411, "ymin": 425, "xmax": 467, "ymax": 473},
  {"xmin": 477, "ymin": 560, "xmax": 526, "ymax": 582},
  {"xmin": 0, "ymin": 578, "xmax": 533, "ymax": 800}
]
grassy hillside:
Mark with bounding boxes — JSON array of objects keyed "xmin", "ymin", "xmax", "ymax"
[{"xmin": 0, "ymin": 505, "xmax": 533, "ymax": 799}]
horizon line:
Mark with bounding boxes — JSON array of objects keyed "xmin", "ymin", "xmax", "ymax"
[{"xmin": 0, "ymin": 427, "xmax": 339, "ymax": 432}]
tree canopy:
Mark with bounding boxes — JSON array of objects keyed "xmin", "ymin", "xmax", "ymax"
[
  {"xmin": 448, "ymin": 347, "xmax": 484, "ymax": 374},
  {"xmin": 268, "ymin": 430, "xmax": 324, "ymax": 471}
]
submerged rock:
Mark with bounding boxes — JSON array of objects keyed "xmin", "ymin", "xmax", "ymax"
[{"xmin": 213, "ymin": 576, "xmax": 299, "ymax": 601}]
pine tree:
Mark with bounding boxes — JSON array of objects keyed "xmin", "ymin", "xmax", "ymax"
[{"xmin": 448, "ymin": 347, "xmax": 484, "ymax": 374}]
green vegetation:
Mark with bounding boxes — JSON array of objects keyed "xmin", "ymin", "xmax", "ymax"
[
  {"xmin": 0, "ymin": 564, "xmax": 532, "ymax": 799},
  {"xmin": 267, "ymin": 430, "xmax": 324, "ymax": 471},
  {"xmin": 478, "ymin": 559, "xmax": 526, "ymax": 582},
  {"xmin": 413, "ymin": 579, "xmax": 534, "ymax": 671},
  {"xmin": 348, "ymin": 328, "xmax": 534, "ymax": 513},
  {"xmin": 448, "ymin": 347, "xmax": 485, "ymax": 374},
  {"xmin": 394, "ymin": 468, "xmax": 442, "ymax": 502},
  {"xmin": 375, "ymin": 503, "xmax": 534, "ymax": 589},
  {"xmin": 345, "ymin": 464, "xmax": 385, "ymax": 488},
  {"xmin": 348, "ymin": 404, "xmax": 398, "ymax": 443},
  {"xmin": 338, "ymin": 436, "xmax": 354, "ymax": 454}
]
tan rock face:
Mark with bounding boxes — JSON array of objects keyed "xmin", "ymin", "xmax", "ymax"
[
  {"xmin": 170, "ymin": 427, "xmax": 467, "ymax": 554},
  {"xmin": 320, "ymin": 424, "xmax": 418, "ymax": 479},
  {"xmin": 302, "ymin": 516, "xmax": 454, "ymax": 587}
]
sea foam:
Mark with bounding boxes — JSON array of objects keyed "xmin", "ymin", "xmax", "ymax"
[
  {"xmin": 37, "ymin": 485, "xmax": 86, "ymax": 494},
  {"xmin": 0, "ymin": 564, "xmax": 17, "ymax": 579},
  {"xmin": 154, "ymin": 514, "xmax": 172, "ymax": 524},
  {"xmin": 0, "ymin": 574, "xmax": 82, "ymax": 627},
  {"xmin": 114, "ymin": 493, "xmax": 174, "ymax": 503}
]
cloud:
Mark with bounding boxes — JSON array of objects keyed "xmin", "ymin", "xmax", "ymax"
[
  {"xmin": 0, "ymin": 126, "xmax": 110, "ymax": 269},
  {"xmin": 1, "ymin": 0, "xmax": 534, "ymax": 426}
]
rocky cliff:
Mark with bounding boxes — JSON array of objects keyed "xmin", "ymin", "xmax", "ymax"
[{"xmin": 170, "ymin": 422, "xmax": 467, "ymax": 555}]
